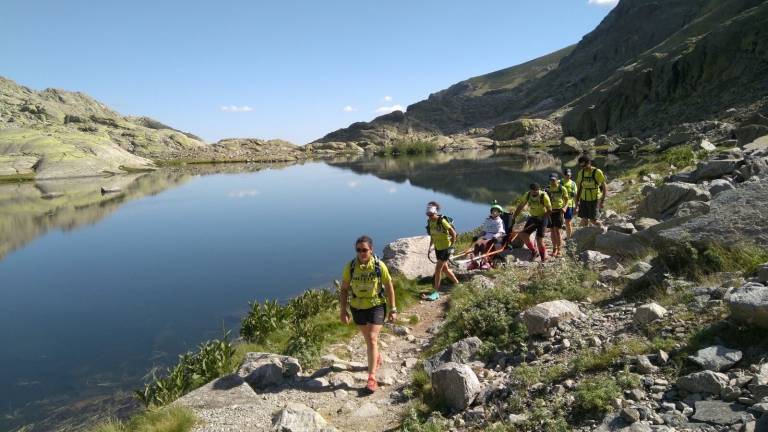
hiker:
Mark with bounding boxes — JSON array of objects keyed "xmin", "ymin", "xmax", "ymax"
[
  {"xmin": 469, "ymin": 203, "xmax": 506, "ymax": 268},
  {"xmin": 339, "ymin": 235, "xmax": 397, "ymax": 394},
  {"xmin": 546, "ymin": 173, "xmax": 570, "ymax": 258},
  {"xmin": 574, "ymin": 155, "xmax": 607, "ymax": 227},
  {"xmin": 561, "ymin": 168, "xmax": 578, "ymax": 239},
  {"xmin": 425, "ymin": 201, "xmax": 459, "ymax": 299},
  {"xmin": 510, "ymin": 183, "xmax": 552, "ymax": 262}
]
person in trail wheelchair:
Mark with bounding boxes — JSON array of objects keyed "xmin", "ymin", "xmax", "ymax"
[{"xmin": 466, "ymin": 203, "xmax": 514, "ymax": 270}]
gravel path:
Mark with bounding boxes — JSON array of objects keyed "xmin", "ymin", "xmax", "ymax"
[{"xmin": 177, "ymin": 294, "xmax": 450, "ymax": 431}]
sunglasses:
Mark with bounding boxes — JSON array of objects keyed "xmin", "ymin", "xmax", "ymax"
[{"xmin": 356, "ymin": 248, "xmax": 371, "ymax": 253}]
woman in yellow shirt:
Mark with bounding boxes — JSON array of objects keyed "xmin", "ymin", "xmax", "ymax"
[{"xmin": 339, "ymin": 235, "xmax": 397, "ymax": 394}]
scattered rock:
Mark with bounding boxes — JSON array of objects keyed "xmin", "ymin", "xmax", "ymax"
[
  {"xmin": 620, "ymin": 407, "xmax": 641, "ymax": 423},
  {"xmin": 690, "ymin": 400, "xmax": 747, "ymax": 425},
  {"xmin": 272, "ymin": 403, "xmax": 337, "ymax": 432},
  {"xmin": 430, "ymin": 363, "xmax": 481, "ymax": 411},
  {"xmin": 579, "ymin": 250, "xmax": 622, "ymax": 270},
  {"xmin": 677, "ymin": 370, "xmax": 730, "ymax": 394},
  {"xmin": 238, "ymin": 352, "xmax": 301, "ymax": 389},
  {"xmin": 633, "ymin": 303, "xmax": 668, "ymax": 326},
  {"xmin": 708, "ymin": 179, "xmax": 735, "ymax": 196},
  {"xmin": 688, "ymin": 159, "xmax": 741, "ymax": 182},
  {"xmin": 522, "ymin": 300, "xmax": 584, "ymax": 337},
  {"xmin": 726, "ymin": 282, "xmax": 768, "ymax": 329},
  {"xmin": 594, "ymin": 231, "xmax": 650, "ymax": 259},
  {"xmin": 636, "ymin": 182, "xmax": 710, "ymax": 219},
  {"xmin": 423, "ymin": 337, "xmax": 483, "ymax": 375},
  {"xmin": 688, "ymin": 346, "xmax": 742, "ymax": 371}
]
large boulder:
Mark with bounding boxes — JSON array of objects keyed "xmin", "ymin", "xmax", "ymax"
[
  {"xmin": 736, "ymin": 124, "xmax": 768, "ymax": 145},
  {"xmin": 672, "ymin": 200, "xmax": 710, "ymax": 218},
  {"xmin": 593, "ymin": 231, "xmax": 651, "ymax": 259},
  {"xmin": 423, "ymin": 337, "xmax": 483, "ymax": 375},
  {"xmin": 522, "ymin": 300, "xmax": 584, "ymax": 337},
  {"xmin": 579, "ymin": 250, "xmax": 622, "ymax": 270},
  {"xmin": 272, "ymin": 403, "xmax": 337, "ymax": 432},
  {"xmin": 676, "ymin": 370, "xmax": 730, "ymax": 394},
  {"xmin": 708, "ymin": 179, "xmax": 735, "ymax": 195},
  {"xmin": 430, "ymin": 362, "xmax": 481, "ymax": 411},
  {"xmin": 238, "ymin": 352, "xmax": 301, "ymax": 389},
  {"xmin": 382, "ymin": 236, "xmax": 433, "ymax": 279},
  {"xmin": 658, "ymin": 181, "xmax": 768, "ymax": 248},
  {"xmin": 688, "ymin": 159, "xmax": 741, "ymax": 182},
  {"xmin": 174, "ymin": 374, "xmax": 259, "ymax": 410},
  {"xmin": 691, "ymin": 401, "xmax": 747, "ymax": 426},
  {"xmin": 489, "ymin": 118, "xmax": 558, "ymax": 142},
  {"xmin": 688, "ymin": 346, "xmax": 742, "ymax": 371},
  {"xmin": 725, "ymin": 282, "xmax": 768, "ymax": 329},
  {"xmin": 571, "ymin": 226, "xmax": 606, "ymax": 251},
  {"xmin": 636, "ymin": 182, "xmax": 710, "ymax": 219},
  {"xmin": 735, "ymin": 156, "xmax": 768, "ymax": 180},
  {"xmin": 560, "ymin": 136, "xmax": 589, "ymax": 154}
]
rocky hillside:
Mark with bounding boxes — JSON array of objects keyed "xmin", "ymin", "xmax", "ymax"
[
  {"xmin": 316, "ymin": 0, "xmax": 768, "ymax": 146},
  {"xmin": 0, "ymin": 77, "xmax": 307, "ymax": 180}
]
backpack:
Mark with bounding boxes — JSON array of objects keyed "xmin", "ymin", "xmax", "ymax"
[
  {"xmin": 348, "ymin": 256, "xmax": 385, "ymax": 304},
  {"xmin": 524, "ymin": 191, "xmax": 547, "ymax": 205},
  {"xmin": 425, "ymin": 215, "xmax": 455, "ymax": 235}
]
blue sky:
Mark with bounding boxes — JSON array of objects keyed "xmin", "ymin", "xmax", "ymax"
[{"xmin": 1, "ymin": 0, "xmax": 617, "ymax": 144}]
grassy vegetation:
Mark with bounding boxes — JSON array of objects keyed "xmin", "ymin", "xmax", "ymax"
[
  {"xmin": 573, "ymin": 376, "xmax": 621, "ymax": 416},
  {"xmin": 0, "ymin": 173, "xmax": 35, "ymax": 183},
  {"xmin": 657, "ymin": 241, "xmax": 768, "ymax": 281},
  {"xmin": 134, "ymin": 331, "xmax": 236, "ymax": 407},
  {"xmin": 88, "ymin": 407, "xmax": 195, "ymax": 432},
  {"xmin": 380, "ymin": 139, "xmax": 438, "ymax": 156}
]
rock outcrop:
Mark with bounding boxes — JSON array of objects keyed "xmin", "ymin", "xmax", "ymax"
[{"xmin": 382, "ymin": 236, "xmax": 434, "ymax": 279}]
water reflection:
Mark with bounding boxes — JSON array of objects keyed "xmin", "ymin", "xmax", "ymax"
[
  {"xmin": 0, "ymin": 163, "xmax": 293, "ymax": 263},
  {"xmin": 328, "ymin": 149, "xmax": 562, "ymax": 205}
]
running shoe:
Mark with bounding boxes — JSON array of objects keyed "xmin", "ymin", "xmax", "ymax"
[{"xmin": 365, "ymin": 375, "xmax": 378, "ymax": 393}]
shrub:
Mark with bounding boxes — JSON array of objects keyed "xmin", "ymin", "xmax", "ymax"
[
  {"xmin": 448, "ymin": 286, "xmax": 527, "ymax": 352},
  {"xmin": 657, "ymin": 241, "xmax": 768, "ymax": 281},
  {"xmin": 574, "ymin": 377, "xmax": 621, "ymax": 416},
  {"xmin": 658, "ymin": 145, "xmax": 695, "ymax": 168},
  {"xmin": 522, "ymin": 261, "xmax": 598, "ymax": 307},
  {"xmin": 383, "ymin": 139, "xmax": 438, "ymax": 156},
  {"xmin": 134, "ymin": 331, "xmax": 235, "ymax": 407},
  {"xmin": 240, "ymin": 299, "xmax": 291, "ymax": 344}
]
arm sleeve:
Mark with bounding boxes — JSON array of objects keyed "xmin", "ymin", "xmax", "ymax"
[
  {"xmin": 441, "ymin": 218, "xmax": 452, "ymax": 230},
  {"xmin": 379, "ymin": 262, "xmax": 392, "ymax": 284},
  {"xmin": 342, "ymin": 263, "xmax": 351, "ymax": 283},
  {"xmin": 543, "ymin": 194, "xmax": 552, "ymax": 208}
]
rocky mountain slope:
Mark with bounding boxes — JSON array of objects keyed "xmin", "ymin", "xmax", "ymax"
[
  {"xmin": 0, "ymin": 77, "xmax": 307, "ymax": 180},
  {"xmin": 316, "ymin": 0, "xmax": 768, "ymax": 146}
]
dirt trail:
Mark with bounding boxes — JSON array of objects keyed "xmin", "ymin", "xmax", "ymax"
[{"xmin": 182, "ymin": 294, "xmax": 450, "ymax": 432}]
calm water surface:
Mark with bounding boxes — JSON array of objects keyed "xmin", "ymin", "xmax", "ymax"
[{"xmin": 0, "ymin": 150, "xmax": 609, "ymax": 430}]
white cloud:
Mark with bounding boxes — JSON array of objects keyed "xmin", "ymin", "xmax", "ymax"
[
  {"xmin": 228, "ymin": 189, "xmax": 260, "ymax": 198},
  {"xmin": 383, "ymin": 96, "xmax": 393, "ymax": 102},
  {"xmin": 342, "ymin": 105, "xmax": 357, "ymax": 112},
  {"xmin": 375, "ymin": 104, "xmax": 405, "ymax": 114},
  {"xmin": 387, "ymin": 186, "xmax": 397, "ymax": 194},
  {"xmin": 347, "ymin": 180, "xmax": 360, "ymax": 188},
  {"xmin": 588, "ymin": 0, "xmax": 619, "ymax": 6},
  {"xmin": 220, "ymin": 105, "xmax": 254, "ymax": 113}
]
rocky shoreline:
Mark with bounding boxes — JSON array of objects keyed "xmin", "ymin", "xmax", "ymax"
[{"xmin": 153, "ymin": 124, "xmax": 768, "ymax": 432}]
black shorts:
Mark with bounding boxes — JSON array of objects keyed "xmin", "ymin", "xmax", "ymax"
[
  {"xmin": 523, "ymin": 216, "xmax": 549, "ymax": 238},
  {"xmin": 578, "ymin": 200, "xmax": 600, "ymax": 220},
  {"xmin": 351, "ymin": 304, "xmax": 386, "ymax": 325},
  {"xmin": 435, "ymin": 247, "xmax": 454, "ymax": 262},
  {"xmin": 549, "ymin": 209, "xmax": 564, "ymax": 229}
]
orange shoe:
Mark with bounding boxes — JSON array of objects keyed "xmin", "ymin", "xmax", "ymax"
[{"xmin": 365, "ymin": 375, "xmax": 378, "ymax": 393}]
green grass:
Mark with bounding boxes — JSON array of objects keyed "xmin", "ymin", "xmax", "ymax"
[
  {"xmin": 0, "ymin": 173, "xmax": 35, "ymax": 183},
  {"xmin": 380, "ymin": 139, "xmax": 438, "ymax": 156},
  {"xmin": 657, "ymin": 241, "xmax": 768, "ymax": 281},
  {"xmin": 88, "ymin": 407, "xmax": 195, "ymax": 432},
  {"xmin": 573, "ymin": 376, "xmax": 621, "ymax": 416},
  {"xmin": 571, "ymin": 338, "xmax": 651, "ymax": 374}
]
